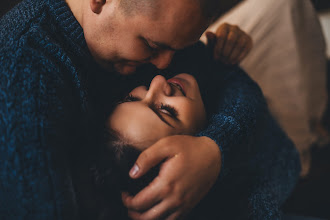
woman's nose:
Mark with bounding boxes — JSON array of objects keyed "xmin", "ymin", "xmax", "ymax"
[
  {"xmin": 145, "ymin": 75, "xmax": 171, "ymax": 100},
  {"xmin": 149, "ymin": 50, "xmax": 175, "ymax": 70}
]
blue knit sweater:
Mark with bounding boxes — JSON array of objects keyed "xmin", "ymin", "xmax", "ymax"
[{"xmin": 0, "ymin": 0, "xmax": 300, "ymax": 219}]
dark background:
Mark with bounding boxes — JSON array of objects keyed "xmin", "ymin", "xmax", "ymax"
[{"xmin": 1, "ymin": 0, "xmax": 330, "ymax": 219}]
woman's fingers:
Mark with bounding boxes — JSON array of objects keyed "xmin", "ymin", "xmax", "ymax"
[
  {"xmin": 228, "ymin": 35, "xmax": 251, "ymax": 64},
  {"xmin": 237, "ymin": 37, "xmax": 253, "ymax": 63},
  {"xmin": 205, "ymin": 31, "xmax": 217, "ymax": 53},
  {"xmin": 214, "ymin": 24, "xmax": 229, "ymax": 60},
  {"xmin": 221, "ymin": 25, "xmax": 239, "ymax": 59},
  {"xmin": 210, "ymin": 23, "xmax": 253, "ymax": 64}
]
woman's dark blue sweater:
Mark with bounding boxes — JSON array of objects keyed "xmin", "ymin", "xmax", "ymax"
[{"xmin": 0, "ymin": 0, "xmax": 301, "ymax": 219}]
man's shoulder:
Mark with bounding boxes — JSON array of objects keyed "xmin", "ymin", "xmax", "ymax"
[
  {"xmin": 0, "ymin": 0, "xmax": 55, "ymax": 73},
  {"xmin": 0, "ymin": 39, "xmax": 70, "ymax": 123},
  {"xmin": 0, "ymin": 41, "xmax": 61, "ymax": 86},
  {"xmin": 0, "ymin": 0, "xmax": 49, "ymax": 46},
  {"xmin": 0, "ymin": 2, "xmax": 69, "ymax": 91}
]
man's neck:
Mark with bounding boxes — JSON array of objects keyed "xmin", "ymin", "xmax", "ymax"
[{"xmin": 66, "ymin": 0, "xmax": 84, "ymax": 27}]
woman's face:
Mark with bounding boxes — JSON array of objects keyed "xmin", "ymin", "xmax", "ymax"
[{"xmin": 108, "ymin": 74, "xmax": 207, "ymax": 151}]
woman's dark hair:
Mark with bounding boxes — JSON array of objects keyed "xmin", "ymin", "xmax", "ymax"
[{"xmin": 91, "ymin": 127, "xmax": 159, "ymax": 220}]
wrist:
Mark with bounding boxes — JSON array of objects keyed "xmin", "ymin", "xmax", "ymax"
[{"xmin": 199, "ymin": 136, "xmax": 222, "ymax": 172}]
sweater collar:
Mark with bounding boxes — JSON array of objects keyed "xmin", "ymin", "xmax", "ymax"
[{"xmin": 47, "ymin": 0, "xmax": 90, "ymax": 59}]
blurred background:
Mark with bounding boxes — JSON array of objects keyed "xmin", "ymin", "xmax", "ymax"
[
  {"xmin": 1, "ymin": 0, "xmax": 330, "ymax": 219},
  {"xmin": 283, "ymin": 1, "xmax": 330, "ymax": 218}
]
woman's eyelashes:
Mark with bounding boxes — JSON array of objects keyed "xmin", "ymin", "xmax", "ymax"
[
  {"xmin": 158, "ymin": 103, "xmax": 178, "ymax": 119},
  {"xmin": 118, "ymin": 94, "xmax": 140, "ymax": 104},
  {"xmin": 121, "ymin": 94, "xmax": 179, "ymax": 119}
]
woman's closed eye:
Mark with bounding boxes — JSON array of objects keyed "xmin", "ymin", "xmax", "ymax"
[
  {"xmin": 121, "ymin": 94, "xmax": 140, "ymax": 103},
  {"xmin": 158, "ymin": 103, "xmax": 178, "ymax": 119},
  {"xmin": 120, "ymin": 94, "xmax": 179, "ymax": 120}
]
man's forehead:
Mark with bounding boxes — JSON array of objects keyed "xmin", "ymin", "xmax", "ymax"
[
  {"xmin": 146, "ymin": 1, "xmax": 207, "ymax": 46},
  {"xmin": 141, "ymin": 35, "xmax": 199, "ymax": 51}
]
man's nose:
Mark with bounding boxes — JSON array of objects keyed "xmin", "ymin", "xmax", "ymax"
[
  {"xmin": 149, "ymin": 50, "xmax": 175, "ymax": 69},
  {"xmin": 145, "ymin": 75, "xmax": 172, "ymax": 101}
]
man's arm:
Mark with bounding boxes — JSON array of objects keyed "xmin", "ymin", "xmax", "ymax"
[
  {"xmin": 187, "ymin": 106, "xmax": 301, "ymax": 220},
  {"xmin": 192, "ymin": 43, "xmax": 300, "ymax": 218},
  {"xmin": 0, "ymin": 47, "xmax": 79, "ymax": 219},
  {"xmin": 246, "ymin": 113, "xmax": 301, "ymax": 219}
]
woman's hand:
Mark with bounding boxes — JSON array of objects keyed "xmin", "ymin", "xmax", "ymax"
[
  {"xmin": 205, "ymin": 23, "xmax": 253, "ymax": 65},
  {"xmin": 121, "ymin": 135, "xmax": 221, "ymax": 220}
]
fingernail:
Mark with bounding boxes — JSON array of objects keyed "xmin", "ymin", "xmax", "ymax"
[{"xmin": 129, "ymin": 164, "xmax": 139, "ymax": 177}]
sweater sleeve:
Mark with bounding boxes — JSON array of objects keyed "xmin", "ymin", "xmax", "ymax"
[
  {"xmin": 188, "ymin": 111, "xmax": 300, "ymax": 220},
  {"xmin": 0, "ymin": 46, "xmax": 79, "ymax": 220},
  {"xmin": 197, "ymin": 55, "xmax": 300, "ymax": 219},
  {"xmin": 196, "ymin": 65, "xmax": 266, "ymax": 176},
  {"xmin": 246, "ymin": 113, "xmax": 301, "ymax": 220}
]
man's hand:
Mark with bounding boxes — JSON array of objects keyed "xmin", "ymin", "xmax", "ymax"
[
  {"xmin": 205, "ymin": 23, "xmax": 253, "ymax": 65},
  {"xmin": 122, "ymin": 135, "xmax": 221, "ymax": 220}
]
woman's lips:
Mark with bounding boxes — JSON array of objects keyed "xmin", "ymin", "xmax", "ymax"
[{"xmin": 167, "ymin": 78, "xmax": 186, "ymax": 96}]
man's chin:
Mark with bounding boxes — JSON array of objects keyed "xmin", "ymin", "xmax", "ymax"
[
  {"xmin": 114, "ymin": 64, "xmax": 138, "ymax": 75},
  {"xmin": 95, "ymin": 60, "xmax": 139, "ymax": 75}
]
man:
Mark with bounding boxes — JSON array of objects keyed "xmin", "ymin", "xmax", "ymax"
[{"xmin": 0, "ymin": 0, "xmax": 298, "ymax": 219}]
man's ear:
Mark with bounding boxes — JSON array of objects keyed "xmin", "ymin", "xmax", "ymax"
[{"xmin": 90, "ymin": 0, "xmax": 106, "ymax": 14}]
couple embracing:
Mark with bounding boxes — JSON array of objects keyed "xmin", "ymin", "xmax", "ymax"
[{"xmin": 0, "ymin": 0, "xmax": 300, "ymax": 219}]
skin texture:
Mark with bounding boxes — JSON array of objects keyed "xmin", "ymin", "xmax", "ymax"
[
  {"xmin": 65, "ymin": 0, "xmax": 252, "ymax": 219},
  {"xmin": 71, "ymin": 0, "xmax": 209, "ymax": 74},
  {"xmin": 109, "ymin": 74, "xmax": 207, "ymax": 150}
]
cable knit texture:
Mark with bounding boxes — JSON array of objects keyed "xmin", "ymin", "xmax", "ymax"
[
  {"xmin": 0, "ymin": 0, "xmax": 300, "ymax": 219},
  {"xmin": 1, "ymin": 0, "xmax": 92, "ymax": 219}
]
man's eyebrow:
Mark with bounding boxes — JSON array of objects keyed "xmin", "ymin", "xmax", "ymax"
[
  {"xmin": 141, "ymin": 36, "xmax": 178, "ymax": 51},
  {"xmin": 150, "ymin": 40, "xmax": 177, "ymax": 51}
]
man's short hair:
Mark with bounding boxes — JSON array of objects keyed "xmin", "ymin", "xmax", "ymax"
[
  {"xmin": 119, "ymin": 0, "xmax": 222, "ymax": 21},
  {"xmin": 119, "ymin": 0, "xmax": 159, "ymax": 17}
]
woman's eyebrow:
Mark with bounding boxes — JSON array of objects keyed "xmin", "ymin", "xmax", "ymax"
[
  {"xmin": 149, "ymin": 104, "xmax": 175, "ymax": 128},
  {"xmin": 119, "ymin": 99, "xmax": 175, "ymax": 128}
]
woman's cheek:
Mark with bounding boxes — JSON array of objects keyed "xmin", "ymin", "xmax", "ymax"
[
  {"xmin": 179, "ymin": 106, "xmax": 202, "ymax": 133},
  {"xmin": 189, "ymin": 102, "xmax": 207, "ymax": 132}
]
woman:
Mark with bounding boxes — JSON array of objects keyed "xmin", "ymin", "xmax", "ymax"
[
  {"xmin": 109, "ymin": 73, "xmax": 207, "ymax": 149},
  {"xmin": 92, "ymin": 68, "xmax": 301, "ymax": 219}
]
